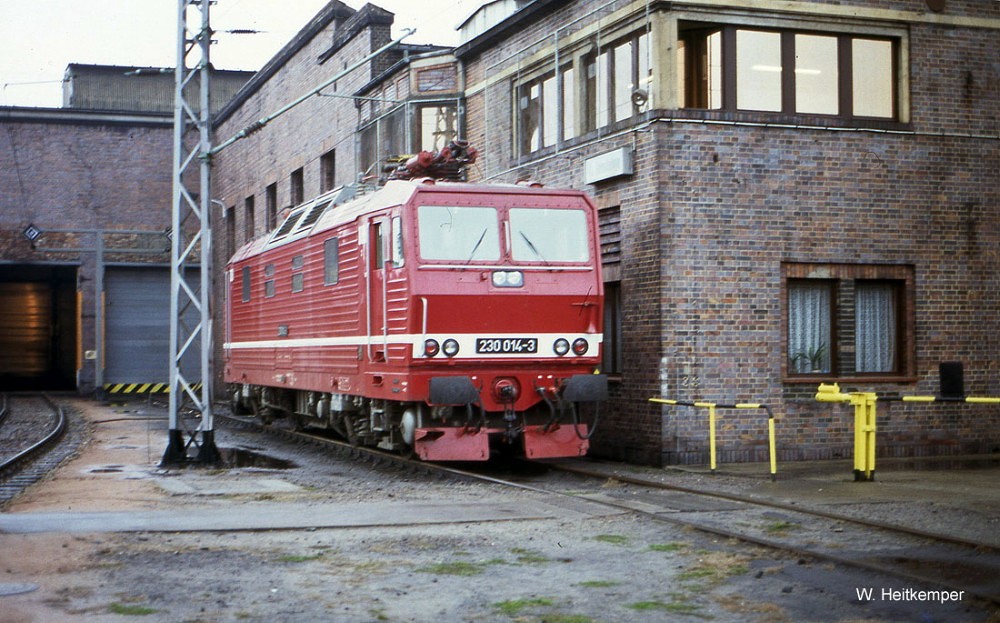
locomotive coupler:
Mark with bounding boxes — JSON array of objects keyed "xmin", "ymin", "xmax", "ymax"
[{"xmin": 499, "ymin": 385, "xmax": 520, "ymax": 443}]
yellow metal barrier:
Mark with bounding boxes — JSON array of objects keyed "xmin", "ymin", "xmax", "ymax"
[
  {"xmin": 816, "ymin": 382, "xmax": 1000, "ymax": 482},
  {"xmin": 649, "ymin": 398, "xmax": 777, "ymax": 480},
  {"xmin": 815, "ymin": 383, "xmax": 878, "ymax": 481}
]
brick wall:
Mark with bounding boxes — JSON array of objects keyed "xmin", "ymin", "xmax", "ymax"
[
  {"xmin": 213, "ymin": 20, "xmax": 388, "ymax": 241},
  {"xmin": 0, "ymin": 115, "xmax": 173, "ymax": 391},
  {"xmin": 459, "ymin": 0, "xmax": 1000, "ymax": 464}
]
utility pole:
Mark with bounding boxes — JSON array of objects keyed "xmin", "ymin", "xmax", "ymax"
[{"xmin": 163, "ymin": 0, "xmax": 219, "ymax": 464}]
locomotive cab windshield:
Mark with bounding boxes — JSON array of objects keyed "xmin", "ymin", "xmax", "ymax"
[{"xmin": 415, "ymin": 204, "xmax": 590, "ymax": 265}]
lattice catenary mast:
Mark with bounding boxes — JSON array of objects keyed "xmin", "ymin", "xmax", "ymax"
[{"xmin": 163, "ymin": 0, "xmax": 218, "ymax": 464}]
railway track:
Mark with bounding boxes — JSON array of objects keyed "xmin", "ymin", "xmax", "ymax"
[
  {"xmin": 0, "ymin": 394, "xmax": 71, "ymax": 506},
  {"xmin": 217, "ymin": 411, "xmax": 1000, "ymax": 608}
]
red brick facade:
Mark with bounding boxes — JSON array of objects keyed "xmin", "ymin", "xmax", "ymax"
[
  {"xmin": 0, "ymin": 111, "xmax": 173, "ymax": 391},
  {"xmin": 456, "ymin": 0, "xmax": 1000, "ymax": 464},
  {"xmin": 5, "ymin": 0, "xmax": 996, "ymax": 465}
]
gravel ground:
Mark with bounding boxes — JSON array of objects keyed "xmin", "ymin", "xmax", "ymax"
[{"xmin": 1, "ymin": 399, "xmax": 998, "ymax": 623}]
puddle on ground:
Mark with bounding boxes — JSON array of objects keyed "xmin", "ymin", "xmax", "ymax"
[{"xmin": 219, "ymin": 447, "xmax": 297, "ymax": 470}]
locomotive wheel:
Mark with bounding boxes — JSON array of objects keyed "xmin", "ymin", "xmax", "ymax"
[
  {"xmin": 400, "ymin": 408, "xmax": 419, "ymax": 447},
  {"xmin": 399, "ymin": 407, "xmax": 420, "ymax": 459}
]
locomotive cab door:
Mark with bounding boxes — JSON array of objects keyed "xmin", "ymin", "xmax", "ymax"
[{"xmin": 366, "ymin": 216, "xmax": 389, "ymax": 363}]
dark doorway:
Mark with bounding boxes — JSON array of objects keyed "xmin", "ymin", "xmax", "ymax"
[{"xmin": 0, "ymin": 265, "xmax": 78, "ymax": 391}]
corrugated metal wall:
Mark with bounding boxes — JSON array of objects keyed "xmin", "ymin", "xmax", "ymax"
[{"xmin": 104, "ymin": 267, "xmax": 201, "ymax": 385}]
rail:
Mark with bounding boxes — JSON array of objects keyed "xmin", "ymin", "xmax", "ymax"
[{"xmin": 0, "ymin": 395, "xmax": 67, "ymax": 479}]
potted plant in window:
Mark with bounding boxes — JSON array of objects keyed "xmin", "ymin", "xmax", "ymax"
[{"xmin": 791, "ymin": 343, "xmax": 828, "ymax": 374}]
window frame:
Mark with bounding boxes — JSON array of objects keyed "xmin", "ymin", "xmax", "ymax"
[
  {"xmin": 320, "ymin": 149, "xmax": 336, "ymax": 193},
  {"xmin": 324, "ymin": 237, "xmax": 340, "ymax": 285},
  {"xmin": 290, "ymin": 168, "xmax": 304, "ymax": 206},
  {"xmin": 241, "ymin": 266, "xmax": 251, "ymax": 303},
  {"xmin": 584, "ymin": 29, "xmax": 651, "ymax": 134},
  {"xmin": 677, "ymin": 18, "xmax": 905, "ymax": 124},
  {"xmin": 264, "ymin": 263, "xmax": 276, "ymax": 299},
  {"xmin": 291, "ymin": 255, "xmax": 305, "ymax": 294},
  {"xmin": 782, "ymin": 263, "xmax": 915, "ymax": 383},
  {"xmin": 243, "ymin": 195, "xmax": 255, "ymax": 242},
  {"xmin": 513, "ymin": 26, "xmax": 650, "ymax": 157},
  {"xmin": 265, "ymin": 183, "xmax": 278, "ymax": 231},
  {"xmin": 358, "ymin": 100, "xmax": 460, "ymax": 178}
]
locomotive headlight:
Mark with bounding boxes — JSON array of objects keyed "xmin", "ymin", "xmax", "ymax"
[
  {"xmin": 442, "ymin": 338, "xmax": 460, "ymax": 357},
  {"xmin": 572, "ymin": 337, "xmax": 589, "ymax": 356},
  {"xmin": 553, "ymin": 338, "xmax": 570, "ymax": 356},
  {"xmin": 491, "ymin": 270, "xmax": 524, "ymax": 288},
  {"xmin": 424, "ymin": 339, "xmax": 440, "ymax": 358}
]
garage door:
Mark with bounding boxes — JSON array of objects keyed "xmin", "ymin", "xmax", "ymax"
[
  {"xmin": 104, "ymin": 267, "xmax": 201, "ymax": 387},
  {"xmin": 0, "ymin": 265, "xmax": 78, "ymax": 391},
  {"xmin": 0, "ymin": 282, "xmax": 52, "ymax": 378}
]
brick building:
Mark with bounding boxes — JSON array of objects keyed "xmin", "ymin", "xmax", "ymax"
[
  {"xmin": 454, "ymin": 0, "xmax": 1000, "ymax": 464},
  {"xmin": 0, "ymin": 66, "xmax": 249, "ymax": 394},
  {"xmin": 0, "ymin": 106, "xmax": 173, "ymax": 392},
  {"xmin": 5, "ymin": 0, "xmax": 995, "ymax": 465},
  {"xmin": 209, "ymin": 0, "xmax": 999, "ymax": 465}
]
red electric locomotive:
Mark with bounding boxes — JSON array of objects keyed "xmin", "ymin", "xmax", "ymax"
[{"xmin": 225, "ymin": 161, "xmax": 606, "ymax": 461}]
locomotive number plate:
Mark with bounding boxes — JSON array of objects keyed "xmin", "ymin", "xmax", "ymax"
[{"xmin": 475, "ymin": 337, "xmax": 538, "ymax": 354}]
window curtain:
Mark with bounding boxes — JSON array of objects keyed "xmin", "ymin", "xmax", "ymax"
[
  {"xmin": 856, "ymin": 282, "xmax": 896, "ymax": 372},
  {"xmin": 788, "ymin": 282, "xmax": 831, "ymax": 373}
]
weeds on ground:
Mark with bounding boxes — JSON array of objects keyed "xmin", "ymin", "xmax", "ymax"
[
  {"xmin": 108, "ymin": 602, "xmax": 158, "ymax": 616},
  {"xmin": 765, "ymin": 521, "xmax": 799, "ymax": 534},
  {"xmin": 627, "ymin": 598, "xmax": 706, "ymax": 618},
  {"xmin": 678, "ymin": 551, "xmax": 750, "ymax": 583},
  {"xmin": 492, "ymin": 597, "xmax": 597, "ymax": 622},
  {"xmin": 275, "ymin": 553, "xmax": 324, "ymax": 563},
  {"xmin": 510, "ymin": 547, "xmax": 550, "ymax": 563},
  {"xmin": 716, "ymin": 593, "xmax": 790, "ymax": 622},
  {"xmin": 648, "ymin": 542, "xmax": 685, "ymax": 552},
  {"xmin": 576, "ymin": 579, "xmax": 621, "ymax": 588},
  {"xmin": 493, "ymin": 597, "xmax": 555, "ymax": 615},
  {"xmin": 417, "ymin": 560, "xmax": 492, "ymax": 576}
]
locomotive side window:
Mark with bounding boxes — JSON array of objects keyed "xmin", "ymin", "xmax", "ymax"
[
  {"xmin": 391, "ymin": 216, "xmax": 405, "ymax": 268},
  {"xmin": 241, "ymin": 266, "xmax": 251, "ymax": 302},
  {"xmin": 417, "ymin": 206, "xmax": 500, "ymax": 262},
  {"xmin": 324, "ymin": 238, "xmax": 339, "ymax": 285},
  {"xmin": 372, "ymin": 222, "xmax": 386, "ymax": 269},
  {"xmin": 509, "ymin": 208, "xmax": 589, "ymax": 262},
  {"xmin": 264, "ymin": 263, "xmax": 275, "ymax": 298},
  {"xmin": 291, "ymin": 255, "xmax": 305, "ymax": 293}
]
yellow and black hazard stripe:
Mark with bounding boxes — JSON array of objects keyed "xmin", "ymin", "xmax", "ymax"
[{"xmin": 103, "ymin": 383, "xmax": 203, "ymax": 395}]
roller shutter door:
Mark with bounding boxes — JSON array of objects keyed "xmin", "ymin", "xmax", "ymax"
[
  {"xmin": 0, "ymin": 282, "xmax": 52, "ymax": 379},
  {"xmin": 104, "ymin": 267, "xmax": 201, "ymax": 386}
]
